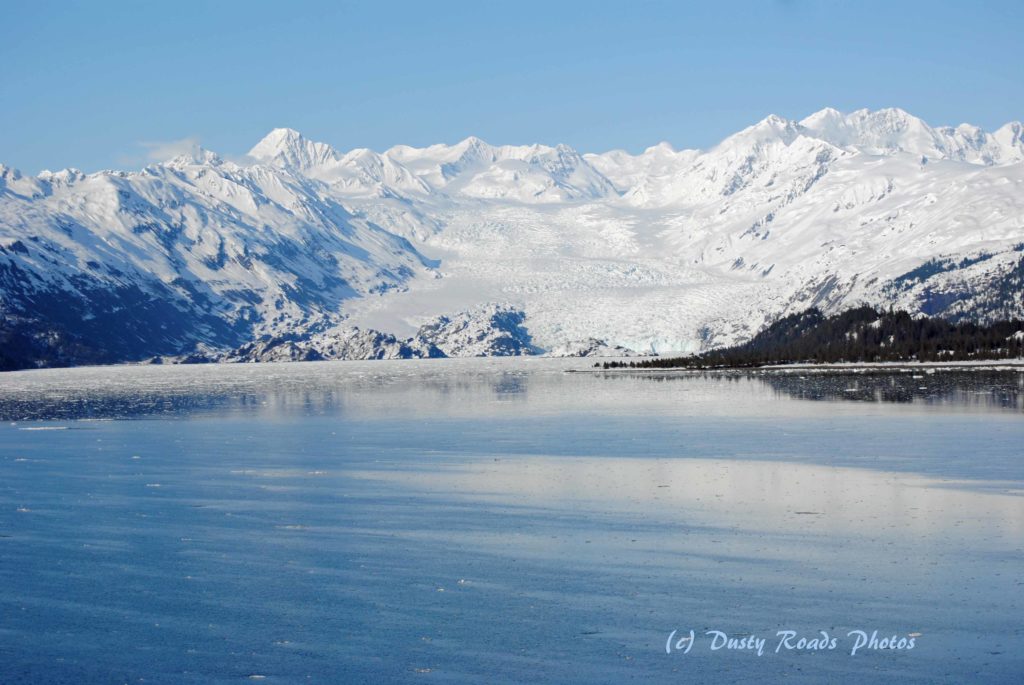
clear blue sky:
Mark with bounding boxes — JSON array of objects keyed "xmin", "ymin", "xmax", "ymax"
[{"xmin": 1, "ymin": 0, "xmax": 1021, "ymax": 173}]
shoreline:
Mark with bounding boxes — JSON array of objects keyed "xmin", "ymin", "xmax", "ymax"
[
  {"xmin": 4, "ymin": 356, "xmax": 1024, "ymax": 377},
  {"xmin": 573, "ymin": 359, "xmax": 1024, "ymax": 374}
]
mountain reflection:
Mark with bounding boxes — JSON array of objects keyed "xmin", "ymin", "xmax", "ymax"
[
  {"xmin": 604, "ymin": 368, "xmax": 1024, "ymax": 412},
  {"xmin": 0, "ymin": 360, "xmax": 1020, "ymax": 421},
  {"xmin": 758, "ymin": 370, "xmax": 1024, "ymax": 409}
]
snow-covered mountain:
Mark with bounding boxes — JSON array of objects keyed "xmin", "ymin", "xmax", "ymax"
[
  {"xmin": 0, "ymin": 147, "xmax": 437, "ymax": 367},
  {"xmin": 1, "ymin": 107, "xmax": 1022, "ymax": 368}
]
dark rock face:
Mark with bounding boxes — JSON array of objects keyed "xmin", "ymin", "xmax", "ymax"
[
  {"xmin": 201, "ymin": 304, "xmax": 537, "ymax": 365},
  {"xmin": 0, "ymin": 315, "xmax": 110, "ymax": 371},
  {"xmin": 416, "ymin": 304, "xmax": 540, "ymax": 357},
  {"xmin": 217, "ymin": 328, "xmax": 445, "ymax": 363},
  {"xmin": 544, "ymin": 337, "xmax": 643, "ymax": 357}
]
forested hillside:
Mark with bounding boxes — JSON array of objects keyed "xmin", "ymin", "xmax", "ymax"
[{"xmin": 602, "ymin": 307, "xmax": 1024, "ymax": 369}]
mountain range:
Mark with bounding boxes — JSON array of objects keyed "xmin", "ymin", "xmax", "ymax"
[{"xmin": 1, "ymin": 107, "xmax": 1022, "ymax": 368}]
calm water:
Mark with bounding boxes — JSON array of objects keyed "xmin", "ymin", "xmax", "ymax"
[{"xmin": 0, "ymin": 359, "xmax": 1022, "ymax": 684}]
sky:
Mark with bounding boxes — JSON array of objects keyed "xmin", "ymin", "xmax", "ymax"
[{"xmin": 1, "ymin": 0, "xmax": 1022, "ymax": 173}]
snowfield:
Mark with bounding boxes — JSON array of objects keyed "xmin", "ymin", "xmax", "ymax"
[{"xmin": 1, "ymin": 107, "xmax": 1022, "ymax": 363}]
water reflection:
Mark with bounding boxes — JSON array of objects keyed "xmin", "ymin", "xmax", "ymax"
[
  {"xmin": 617, "ymin": 369, "xmax": 1024, "ymax": 411},
  {"xmin": 0, "ymin": 360, "xmax": 1021, "ymax": 421},
  {"xmin": 0, "ymin": 361, "xmax": 541, "ymax": 421},
  {"xmin": 759, "ymin": 370, "xmax": 1023, "ymax": 409},
  {"xmin": 1, "ymin": 360, "xmax": 1022, "ymax": 683},
  {"xmin": 353, "ymin": 456, "xmax": 1024, "ymax": 541}
]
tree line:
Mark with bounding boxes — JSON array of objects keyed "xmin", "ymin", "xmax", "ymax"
[{"xmin": 601, "ymin": 306, "xmax": 1024, "ymax": 369}]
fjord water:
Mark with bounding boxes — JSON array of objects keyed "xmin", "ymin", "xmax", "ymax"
[{"xmin": 0, "ymin": 360, "xmax": 1021, "ymax": 684}]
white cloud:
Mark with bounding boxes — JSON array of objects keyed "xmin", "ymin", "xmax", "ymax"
[{"xmin": 139, "ymin": 136, "xmax": 202, "ymax": 162}]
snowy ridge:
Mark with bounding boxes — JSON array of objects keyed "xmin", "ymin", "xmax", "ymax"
[
  {"xmin": 219, "ymin": 327, "xmax": 444, "ymax": 363},
  {"xmin": 386, "ymin": 136, "xmax": 616, "ymax": 201},
  {"xmin": 0, "ymin": 145, "xmax": 438, "ymax": 364},
  {"xmin": 544, "ymin": 338, "xmax": 645, "ymax": 358},
  {"xmin": 2, "ymin": 107, "xmax": 1023, "ymax": 368}
]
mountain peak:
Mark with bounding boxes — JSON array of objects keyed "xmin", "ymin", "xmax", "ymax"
[
  {"xmin": 248, "ymin": 128, "xmax": 339, "ymax": 170},
  {"xmin": 37, "ymin": 167, "xmax": 86, "ymax": 184},
  {"xmin": 440, "ymin": 136, "xmax": 496, "ymax": 169},
  {"xmin": 811, "ymin": 106, "xmax": 842, "ymax": 117},
  {"xmin": 867, "ymin": 106, "xmax": 912, "ymax": 118},
  {"xmin": 264, "ymin": 126, "xmax": 303, "ymax": 141},
  {"xmin": 164, "ymin": 146, "xmax": 223, "ymax": 168},
  {"xmin": 759, "ymin": 113, "xmax": 789, "ymax": 126},
  {"xmin": 799, "ymin": 107, "xmax": 843, "ymax": 128},
  {"xmin": 645, "ymin": 141, "xmax": 676, "ymax": 154},
  {"xmin": 995, "ymin": 121, "xmax": 1023, "ymax": 143},
  {"xmin": 0, "ymin": 163, "xmax": 21, "ymax": 181},
  {"xmin": 719, "ymin": 114, "xmax": 802, "ymax": 149},
  {"xmin": 797, "ymin": 107, "xmax": 938, "ymax": 155},
  {"xmin": 248, "ymin": 127, "xmax": 304, "ymax": 156},
  {"xmin": 452, "ymin": 135, "xmax": 492, "ymax": 156},
  {"xmin": 846, "ymin": 108, "xmax": 933, "ymax": 139}
]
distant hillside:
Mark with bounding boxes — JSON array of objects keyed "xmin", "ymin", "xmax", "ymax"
[{"xmin": 603, "ymin": 307, "xmax": 1024, "ymax": 369}]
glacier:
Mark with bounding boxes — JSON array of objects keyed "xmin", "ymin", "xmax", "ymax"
[{"xmin": 1, "ymin": 107, "xmax": 1022, "ymax": 368}]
